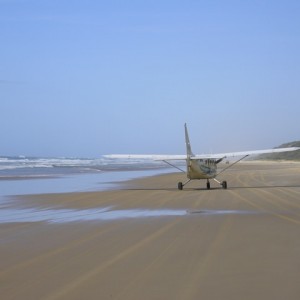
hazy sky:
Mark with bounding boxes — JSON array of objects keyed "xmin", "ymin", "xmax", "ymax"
[{"xmin": 1, "ymin": 0, "xmax": 300, "ymax": 157}]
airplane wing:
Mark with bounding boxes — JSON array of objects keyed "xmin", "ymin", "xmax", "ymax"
[
  {"xmin": 191, "ymin": 147, "xmax": 300, "ymax": 159},
  {"xmin": 103, "ymin": 154, "xmax": 187, "ymax": 160},
  {"xmin": 104, "ymin": 147, "xmax": 300, "ymax": 161}
]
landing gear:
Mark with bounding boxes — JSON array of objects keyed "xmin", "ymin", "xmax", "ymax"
[
  {"xmin": 213, "ymin": 178, "xmax": 228, "ymax": 189},
  {"xmin": 178, "ymin": 179, "xmax": 227, "ymax": 190},
  {"xmin": 178, "ymin": 179, "xmax": 191, "ymax": 190},
  {"xmin": 206, "ymin": 180, "xmax": 211, "ymax": 190},
  {"xmin": 222, "ymin": 181, "xmax": 227, "ymax": 189},
  {"xmin": 178, "ymin": 182, "xmax": 183, "ymax": 190}
]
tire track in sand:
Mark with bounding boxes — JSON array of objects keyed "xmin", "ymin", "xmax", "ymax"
[
  {"xmin": 228, "ymin": 190, "xmax": 300, "ymax": 225},
  {"xmin": 42, "ymin": 217, "xmax": 182, "ymax": 300}
]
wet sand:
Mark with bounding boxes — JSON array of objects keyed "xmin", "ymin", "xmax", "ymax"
[{"xmin": 1, "ymin": 161, "xmax": 300, "ymax": 300}]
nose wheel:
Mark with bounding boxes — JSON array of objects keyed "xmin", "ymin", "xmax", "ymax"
[{"xmin": 206, "ymin": 180, "xmax": 210, "ymax": 190}]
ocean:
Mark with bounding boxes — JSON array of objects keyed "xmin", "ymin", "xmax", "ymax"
[
  {"xmin": 0, "ymin": 156, "xmax": 174, "ymax": 198},
  {"xmin": 0, "ymin": 156, "xmax": 185, "ymax": 223}
]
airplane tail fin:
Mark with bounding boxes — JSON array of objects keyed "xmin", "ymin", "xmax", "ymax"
[{"xmin": 185, "ymin": 123, "xmax": 194, "ymax": 158}]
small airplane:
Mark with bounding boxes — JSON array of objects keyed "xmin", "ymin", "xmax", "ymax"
[{"xmin": 106, "ymin": 124, "xmax": 300, "ymax": 190}]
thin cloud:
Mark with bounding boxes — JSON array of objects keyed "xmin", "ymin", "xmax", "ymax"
[{"xmin": 0, "ymin": 80, "xmax": 26, "ymax": 85}]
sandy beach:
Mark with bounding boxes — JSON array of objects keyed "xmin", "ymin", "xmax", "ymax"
[{"xmin": 1, "ymin": 161, "xmax": 300, "ymax": 300}]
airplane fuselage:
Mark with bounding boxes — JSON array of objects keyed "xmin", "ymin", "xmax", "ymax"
[{"xmin": 187, "ymin": 159, "xmax": 217, "ymax": 179}]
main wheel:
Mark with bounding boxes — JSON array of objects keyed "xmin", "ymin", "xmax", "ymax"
[
  {"xmin": 178, "ymin": 182, "xmax": 183, "ymax": 190},
  {"xmin": 222, "ymin": 181, "xmax": 227, "ymax": 189}
]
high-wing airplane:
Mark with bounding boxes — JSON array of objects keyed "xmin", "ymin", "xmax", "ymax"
[{"xmin": 105, "ymin": 124, "xmax": 300, "ymax": 190}]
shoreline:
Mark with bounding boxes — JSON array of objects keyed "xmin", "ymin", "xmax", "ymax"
[
  {"xmin": 0, "ymin": 174, "xmax": 60, "ymax": 180},
  {"xmin": 2, "ymin": 161, "xmax": 300, "ymax": 223},
  {"xmin": 0, "ymin": 168, "xmax": 175, "ymax": 201}
]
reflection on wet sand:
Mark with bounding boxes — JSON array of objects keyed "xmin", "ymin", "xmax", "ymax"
[
  {"xmin": 0, "ymin": 206, "xmax": 187, "ymax": 223},
  {"xmin": 1, "ymin": 204, "xmax": 262, "ymax": 224}
]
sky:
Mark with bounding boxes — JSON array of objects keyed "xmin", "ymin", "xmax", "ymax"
[{"xmin": 1, "ymin": 0, "xmax": 300, "ymax": 157}]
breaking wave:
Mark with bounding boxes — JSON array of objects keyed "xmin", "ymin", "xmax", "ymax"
[{"xmin": 0, "ymin": 156, "xmax": 168, "ymax": 176}]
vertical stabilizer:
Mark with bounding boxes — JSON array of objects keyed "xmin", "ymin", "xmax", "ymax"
[{"xmin": 185, "ymin": 123, "xmax": 194, "ymax": 157}]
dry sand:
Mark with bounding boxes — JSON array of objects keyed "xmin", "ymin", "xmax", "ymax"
[{"xmin": 1, "ymin": 161, "xmax": 300, "ymax": 300}]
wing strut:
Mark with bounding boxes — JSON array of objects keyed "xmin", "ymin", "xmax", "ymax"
[
  {"xmin": 162, "ymin": 160, "xmax": 186, "ymax": 173},
  {"xmin": 216, "ymin": 155, "xmax": 249, "ymax": 177}
]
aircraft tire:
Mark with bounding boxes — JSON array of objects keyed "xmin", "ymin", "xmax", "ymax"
[
  {"xmin": 178, "ymin": 182, "xmax": 183, "ymax": 190},
  {"xmin": 222, "ymin": 181, "xmax": 227, "ymax": 189},
  {"xmin": 206, "ymin": 181, "xmax": 210, "ymax": 190}
]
